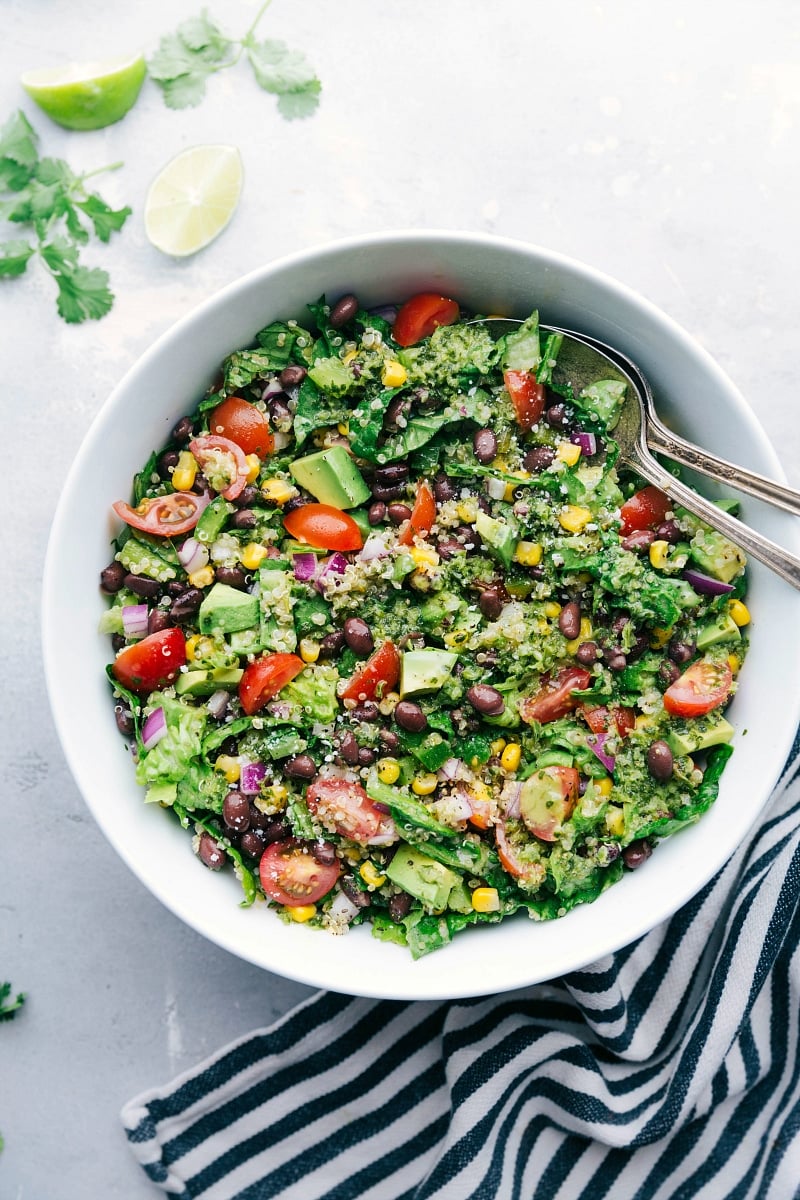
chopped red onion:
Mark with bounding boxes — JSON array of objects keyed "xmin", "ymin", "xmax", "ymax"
[
  {"xmin": 293, "ymin": 552, "xmax": 318, "ymax": 582},
  {"xmin": 240, "ymin": 761, "xmax": 268, "ymax": 795},
  {"xmin": 328, "ymin": 890, "xmax": 361, "ymax": 923},
  {"xmin": 142, "ymin": 707, "xmax": 167, "ymax": 751},
  {"xmin": 368, "ymin": 304, "xmax": 398, "ymax": 325},
  {"xmin": 272, "ymin": 431, "xmax": 291, "ymax": 451},
  {"xmin": 178, "ymin": 536, "xmax": 209, "ymax": 576},
  {"xmin": 485, "ymin": 476, "xmax": 507, "ymax": 501},
  {"xmin": 438, "ymin": 757, "xmax": 468, "ymax": 782},
  {"xmin": 587, "ymin": 733, "xmax": 616, "ymax": 773},
  {"xmin": 358, "ymin": 533, "xmax": 390, "ymax": 562},
  {"xmin": 681, "ymin": 568, "xmax": 735, "ymax": 596},
  {"xmin": 448, "ymin": 788, "xmax": 474, "ymax": 823},
  {"xmin": 262, "ymin": 378, "xmax": 284, "ymax": 399},
  {"xmin": 206, "ymin": 690, "xmax": 229, "ymax": 719},
  {"xmin": 314, "ymin": 552, "xmax": 348, "ymax": 591},
  {"xmin": 500, "ymin": 779, "xmax": 522, "ymax": 819},
  {"xmin": 571, "ymin": 431, "xmax": 597, "ymax": 457},
  {"xmin": 122, "ymin": 604, "xmax": 149, "ymax": 639}
]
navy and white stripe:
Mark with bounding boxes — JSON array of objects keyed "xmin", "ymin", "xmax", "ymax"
[{"xmin": 123, "ymin": 733, "xmax": 800, "ymax": 1200}]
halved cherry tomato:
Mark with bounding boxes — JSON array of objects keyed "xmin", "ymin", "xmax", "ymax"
[
  {"xmin": 581, "ymin": 704, "xmax": 636, "ymax": 738},
  {"xmin": 503, "ymin": 369, "xmax": 546, "ymax": 430},
  {"xmin": 259, "ymin": 839, "xmax": 341, "ymax": 906},
  {"xmin": 239, "ymin": 652, "xmax": 305, "ymax": 716},
  {"xmin": 619, "ymin": 486, "xmax": 672, "ymax": 536},
  {"xmin": 283, "ymin": 504, "xmax": 363, "ymax": 552},
  {"xmin": 663, "ymin": 659, "xmax": 733, "ymax": 718},
  {"xmin": 519, "ymin": 666, "xmax": 593, "ymax": 725},
  {"xmin": 392, "ymin": 293, "xmax": 460, "ymax": 347},
  {"xmin": 340, "ymin": 640, "xmax": 401, "ymax": 703},
  {"xmin": 306, "ymin": 777, "xmax": 397, "ymax": 845},
  {"xmin": 189, "ymin": 435, "xmax": 250, "ymax": 501},
  {"xmin": 112, "ymin": 492, "xmax": 208, "ymax": 538},
  {"xmin": 398, "ymin": 481, "xmax": 436, "ymax": 546},
  {"xmin": 111, "ymin": 628, "xmax": 186, "ymax": 694},
  {"xmin": 208, "ymin": 396, "xmax": 274, "ymax": 458}
]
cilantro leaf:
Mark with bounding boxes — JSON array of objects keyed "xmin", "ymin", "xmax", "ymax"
[
  {"xmin": 246, "ymin": 37, "xmax": 321, "ymax": 117},
  {"xmin": 75, "ymin": 194, "xmax": 132, "ymax": 243},
  {"xmin": 0, "ymin": 981, "xmax": 25, "ymax": 1022},
  {"xmin": 0, "ymin": 110, "xmax": 38, "ymax": 190},
  {"xmin": 148, "ymin": 12, "xmax": 234, "ymax": 110},
  {"xmin": 0, "ymin": 239, "xmax": 34, "ymax": 277},
  {"xmin": 40, "ymin": 238, "xmax": 114, "ymax": 322}
]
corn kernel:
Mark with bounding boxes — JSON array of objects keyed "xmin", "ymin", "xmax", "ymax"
[
  {"xmin": 605, "ymin": 805, "xmax": 625, "ymax": 836},
  {"xmin": 514, "ymin": 540, "xmax": 543, "ymax": 567},
  {"xmin": 171, "ymin": 450, "xmax": 198, "ymax": 491},
  {"xmin": 500, "ymin": 742, "xmax": 522, "ymax": 772},
  {"xmin": 185, "ymin": 635, "xmax": 202, "ymax": 662},
  {"xmin": 558, "ymin": 505, "xmax": 592, "ymax": 533},
  {"xmin": 214, "ymin": 755, "xmax": 241, "ymax": 784},
  {"xmin": 650, "ymin": 626, "xmax": 673, "ymax": 649},
  {"xmin": 245, "ymin": 454, "xmax": 261, "ymax": 483},
  {"xmin": 444, "ymin": 628, "xmax": 471, "ymax": 649},
  {"xmin": 377, "ymin": 758, "xmax": 401, "ymax": 785},
  {"xmin": 378, "ymin": 691, "xmax": 400, "ymax": 716},
  {"xmin": 268, "ymin": 783, "xmax": 288, "ymax": 806},
  {"xmin": 337, "ymin": 420, "xmax": 350, "ymax": 435},
  {"xmin": 566, "ymin": 617, "xmax": 593, "ymax": 654},
  {"xmin": 299, "ymin": 638, "xmax": 320, "ymax": 664},
  {"xmin": 649, "ymin": 539, "xmax": 670, "ymax": 570},
  {"xmin": 240, "ymin": 542, "xmax": 269, "ymax": 570},
  {"xmin": 490, "ymin": 738, "xmax": 507, "ymax": 756},
  {"xmin": 360, "ymin": 861, "xmax": 386, "ymax": 888},
  {"xmin": 595, "ymin": 777, "xmax": 613, "ymax": 797},
  {"xmin": 456, "ymin": 498, "xmax": 478, "ymax": 523},
  {"xmin": 634, "ymin": 714, "xmax": 655, "ymax": 731},
  {"xmin": 728, "ymin": 599, "xmax": 750, "ymax": 627},
  {"xmin": 188, "ymin": 565, "xmax": 215, "ymax": 589},
  {"xmin": 727, "ymin": 653, "xmax": 741, "ymax": 675},
  {"xmin": 287, "ymin": 904, "xmax": 316, "ymax": 923},
  {"xmin": 382, "ymin": 359, "xmax": 408, "ymax": 388},
  {"xmin": 543, "ymin": 601, "xmax": 561, "ymax": 619},
  {"xmin": 410, "ymin": 545, "xmax": 439, "ymax": 569},
  {"xmin": 341, "ymin": 350, "xmax": 357, "ymax": 366},
  {"xmin": 556, "ymin": 441, "xmax": 582, "ymax": 467},
  {"xmin": 472, "ymin": 887, "xmax": 501, "ymax": 914},
  {"xmin": 261, "ymin": 478, "xmax": 298, "ymax": 505},
  {"xmin": 411, "ymin": 772, "xmax": 438, "ymax": 796}
]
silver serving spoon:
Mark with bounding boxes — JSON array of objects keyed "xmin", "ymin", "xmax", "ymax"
[{"xmin": 479, "ymin": 319, "xmax": 800, "ymax": 590}]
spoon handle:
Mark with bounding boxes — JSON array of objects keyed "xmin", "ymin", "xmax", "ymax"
[
  {"xmin": 627, "ymin": 446, "xmax": 800, "ymax": 591},
  {"xmin": 646, "ymin": 413, "xmax": 800, "ymax": 517}
]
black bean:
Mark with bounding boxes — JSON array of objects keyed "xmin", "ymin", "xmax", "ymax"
[
  {"xmin": 283, "ymin": 495, "xmax": 307, "ymax": 514},
  {"xmin": 285, "ymin": 754, "xmax": 317, "ymax": 780},
  {"xmin": 215, "ymin": 566, "xmax": 248, "ymax": 590},
  {"xmin": 668, "ymin": 638, "xmax": 695, "ymax": 665},
  {"xmin": 352, "ymin": 701, "xmax": 379, "ymax": 722},
  {"xmin": 378, "ymin": 729, "xmax": 400, "ymax": 753},
  {"xmin": 111, "ymin": 634, "xmax": 125, "ymax": 653},
  {"xmin": 388, "ymin": 891, "xmax": 413, "ymax": 922},
  {"xmin": 621, "ymin": 529, "xmax": 655, "ymax": 552},
  {"xmin": 473, "ymin": 428, "xmax": 498, "ymax": 464},
  {"xmin": 658, "ymin": 660, "xmax": 681, "ymax": 687},
  {"xmin": 148, "ymin": 608, "xmax": 172, "ymax": 635},
  {"xmin": 523, "ymin": 446, "xmax": 555, "ymax": 473},
  {"xmin": 166, "ymin": 580, "xmax": 187, "ymax": 598},
  {"xmin": 329, "ymin": 293, "xmax": 359, "ymax": 328},
  {"xmin": 546, "ymin": 403, "xmax": 569, "ymax": 429},
  {"xmin": 433, "ymin": 474, "xmax": 456, "ymax": 503},
  {"xmin": 171, "ymin": 415, "xmax": 194, "ymax": 443},
  {"xmin": 239, "ymin": 831, "xmax": 267, "ymax": 859},
  {"xmin": 576, "ymin": 640, "xmax": 600, "ymax": 665},
  {"xmin": 559, "ymin": 601, "xmax": 581, "ymax": 640},
  {"xmin": 311, "ymin": 840, "xmax": 337, "ymax": 866},
  {"xmin": 387, "ymin": 502, "xmax": 412, "ymax": 526},
  {"xmin": 114, "ymin": 703, "xmax": 135, "ymax": 736},
  {"xmin": 319, "ymin": 630, "xmax": 346, "ymax": 658},
  {"xmin": 394, "ymin": 701, "xmax": 428, "ymax": 733},
  {"xmin": 647, "ymin": 740, "xmax": 674, "ymax": 781},
  {"xmin": 606, "ymin": 651, "xmax": 628, "ymax": 672},
  {"xmin": 339, "ymin": 731, "xmax": 360, "ymax": 766},
  {"xmin": 454, "ymin": 525, "xmax": 481, "ymax": 552},
  {"xmin": 368, "ymin": 501, "xmax": 387, "ymax": 525},
  {"xmin": 223, "ymin": 791, "xmax": 250, "ymax": 832},
  {"xmin": 267, "ymin": 396, "xmax": 292, "ymax": 430},
  {"xmin": 197, "ymin": 833, "xmax": 225, "ymax": 870},
  {"xmin": 100, "ymin": 561, "xmax": 126, "ymax": 593},
  {"xmin": 124, "ymin": 573, "xmax": 161, "ymax": 599},
  {"xmin": 341, "ymin": 875, "xmax": 372, "ymax": 908},
  {"xmin": 358, "ymin": 747, "xmax": 376, "ymax": 767},
  {"xmin": 623, "ymin": 840, "xmax": 652, "ymax": 870},
  {"xmin": 234, "ymin": 485, "xmax": 260, "ymax": 509},
  {"xmin": 343, "ymin": 617, "xmax": 374, "ymax": 656},
  {"xmin": 371, "ymin": 482, "xmax": 405, "ymax": 502},
  {"xmin": 170, "ymin": 588, "xmax": 204, "ymax": 622},
  {"xmin": 375, "ymin": 463, "xmax": 409, "ymax": 487},
  {"xmin": 479, "ymin": 586, "xmax": 506, "ymax": 621},
  {"xmin": 436, "ymin": 538, "xmax": 465, "ymax": 560},
  {"xmin": 279, "ymin": 364, "xmax": 307, "ymax": 389},
  {"xmin": 230, "ymin": 508, "xmax": 257, "ymax": 530},
  {"xmin": 158, "ymin": 449, "xmax": 179, "ymax": 479},
  {"xmin": 217, "ymin": 736, "xmax": 240, "ymax": 758},
  {"xmin": 655, "ymin": 520, "xmax": 681, "ymax": 544},
  {"xmin": 466, "ymin": 684, "xmax": 505, "ymax": 716}
]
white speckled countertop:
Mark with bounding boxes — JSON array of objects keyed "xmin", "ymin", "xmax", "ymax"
[{"xmin": 2, "ymin": 1, "xmax": 799, "ymax": 1194}]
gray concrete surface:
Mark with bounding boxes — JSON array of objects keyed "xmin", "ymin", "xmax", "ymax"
[{"xmin": 2, "ymin": 0, "xmax": 800, "ymax": 1195}]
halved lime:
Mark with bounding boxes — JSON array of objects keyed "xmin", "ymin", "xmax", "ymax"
[
  {"xmin": 144, "ymin": 145, "xmax": 244, "ymax": 258},
  {"xmin": 21, "ymin": 53, "xmax": 146, "ymax": 131}
]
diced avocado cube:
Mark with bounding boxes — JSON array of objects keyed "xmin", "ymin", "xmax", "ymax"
[
  {"xmin": 475, "ymin": 509, "xmax": 518, "ymax": 568},
  {"xmin": 689, "ymin": 527, "xmax": 746, "ymax": 583},
  {"xmin": 289, "ymin": 445, "xmax": 371, "ymax": 509},
  {"xmin": 145, "ymin": 781, "xmax": 177, "ymax": 806},
  {"xmin": 696, "ymin": 613, "xmax": 742, "ymax": 650},
  {"xmin": 175, "ymin": 667, "xmax": 244, "ymax": 697},
  {"xmin": 198, "ymin": 583, "xmax": 259, "ymax": 634},
  {"xmin": 400, "ymin": 648, "xmax": 458, "ymax": 697},
  {"xmin": 666, "ymin": 716, "xmax": 735, "ymax": 757},
  {"xmin": 385, "ymin": 846, "xmax": 460, "ymax": 911}
]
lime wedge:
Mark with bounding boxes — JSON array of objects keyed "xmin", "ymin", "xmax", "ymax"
[
  {"xmin": 144, "ymin": 145, "xmax": 244, "ymax": 258},
  {"xmin": 21, "ymin": 53, "xmax": 146, "ymax": 131}
]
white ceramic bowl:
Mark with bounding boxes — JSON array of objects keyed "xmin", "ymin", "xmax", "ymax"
[{"xmin": 43, "ymin": 231, "xmax": 800, "ymax": 1000}]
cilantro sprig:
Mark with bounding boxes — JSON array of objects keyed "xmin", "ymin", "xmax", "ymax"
[
  {"xmin": 0, "ymin": 980, "xmax": 25, "ymax": 1022},
  {"xmin": 148, "ymin": 0, "xmax": 321, "ymax": 118},
  {"xmin": 0, "ymin": 111, "xmax": 130, "ymax": 323}
]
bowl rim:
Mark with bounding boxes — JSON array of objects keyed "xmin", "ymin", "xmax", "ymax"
[{"xmin": 42, "ymin": 229, "xmax": 800, "ymax": 999}]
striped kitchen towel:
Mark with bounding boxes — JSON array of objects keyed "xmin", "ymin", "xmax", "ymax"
[{"xmin": 122, "ymin": 731, "xmax": 800, "ymax": 1200}]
